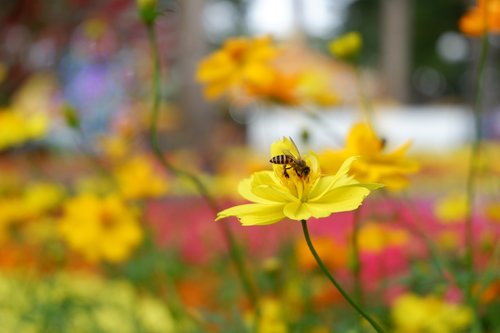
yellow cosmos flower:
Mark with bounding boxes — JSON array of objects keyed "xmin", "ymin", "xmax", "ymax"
[
  {"xmin": 319, "ymin": 122, "xmax": 419, "ymax": 191},
  {"xmin": 328, "ymin": 31, "xmax": 362, "ymax": 60},
  {"xmin": 58, "ymin": 194, "xmax": 143, "ymax": 263},
  {"xmin": 196, "ymin": 35, "xmax": 278, "ymax": 100},
  {"xmin": 391, "ymin": 293, "xmax": 472, "ymax": 333},
  {"xmin": 114, "ymin": 155, "xmax": 168, "ymax": 200},
  {"xmin": 216, "ymin": 137, "xmax": 381, "ymax": 225}
]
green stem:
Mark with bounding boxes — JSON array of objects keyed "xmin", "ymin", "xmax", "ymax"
[
  {"xmin": 301, "ymin": 220, "xmax": 387, "ymax": 333},
  {"xmin": 464, "ymin": 31, "xmax": 489, "ymax": 333},
  {"xmin": 354, "ymin": 65, "xmax": 373, "ymax": 125},
  {"xmin": 145, "ymin": 24, "xmax": 258, "ymax": 310},
  {"xmin": 351, "ymin": 208, "xmax": 364, "ymax": 307}
]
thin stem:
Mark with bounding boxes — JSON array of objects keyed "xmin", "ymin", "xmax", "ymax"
[
  {"xmin": 464, "ymin": 31, "xmax": 489, "ymax": 333},
  {"xmin": 351, "ymin": 208, "xmax": 364, "ymax": 306},
  {"xmin": 301, "ymin": 220, "xmax": 387, "ymax": 333},
  {"xmin": 354, "ymin": 65, "xmax": 373, "ymax": 125},
  {"xmin": 145, "ymin": 23, "xmax": 258, "ymax": 310}
]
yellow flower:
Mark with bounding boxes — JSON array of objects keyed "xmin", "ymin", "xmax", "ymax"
[
  {"xmin": 245, "ymin": 297, "xmax": 288, "ymax": 333},
  {"xmin": 434, "ymin": 193, "xmax": 468, "ymax": 223},
  {"xmin": 196, "ymin": 35, "xmax": 278, "ymax": 100},
  {"xmin": 58, "ymin": 194, "xmax": 143, "ymax": 263},
  {"xmin": 216, "ymin": 137, "xmax": 381, "ymax": 225},
  {"xmin": 391, "ymin": 293, "xmax": 472, "ymax": 333},
  {"xmin": 0, "ymin": 107, "xmax": 48, "ymax": 151},
  {"xmin": 114, "ymin": 155, "xmax": 168, "ymax": 200},
  {"xmin": 296, "ymin": 71, "xmax": 339, "ymax": 107},
  {"xmin": 328, "ymin": 32, "xmax": 362, "ymax": 60},
  {"xmin": 357, "ymin": 222, "xmax": 410, "ymax": 253},
  {"xmin": 22, "ymin": 182, "xmax": 65, "ymax": 216},
  {"xmin": 319, "ymin": 122, "xmax": 419, "ymax": 191}
]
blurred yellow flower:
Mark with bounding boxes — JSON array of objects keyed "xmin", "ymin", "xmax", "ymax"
[
  {"xmin": 0, "ymin": 182, "xmax": 64, "ymax": 243},
  {"xmin": 459, "ymin": 0, "xmax": 500, "ymax": 36},
  {"xmin": 246, "ymin": 297, "xmax": 288, "ymax": 333},
  {"xmin": 216, "ymin": 137, "xmax": 381, "ymax": 225},
  {"xmin": 434, "ymin": 193, "xmax": 468, "ymax": 223},
  {"xmin": 114, "ymin": 155, "xmax": 168, "ymax": 200},
  {"xmin": 319, "ymin": 122, "xmax": 419, "ymax": 190},
  {"xmin": 23, "ymin": 182, "xmax": 65, "ymax": 216},
  {"xmin": 296, "ymin": 71, "xmax": 340, "ymax": 107},
  {"xmin": 357, "ymin": 222, "xmax": 410, "ymax": 253},
  {"xmin": 328, "ymin": 32, "xmax": 362, "ymax": 60},
  {"xmin": 196, "ymin": 35, "xmax": 278, "ymax": 100},
  {"xmin": 58, "ymin": 194, "xmax": 143, "ymax": 263},
  {"xmin": 0, "ymin": 107, "xmax": 48, "ymax": 151},
  {"xmin": 245, "ymin": 69, "xmax": 302, "ymax": 106},
  {"xmin": 391, "ymin": 293, "xmax": 472, "ymax": 333}
]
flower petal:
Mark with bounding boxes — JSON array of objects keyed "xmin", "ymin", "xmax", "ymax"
[
  {"xmin": 216, "ymin": 203, "xmax": 286, "ymax": 226},
  {"xmin": 307, "ymin": 184, "xmax": 381, "ymax": 217},
  {"xmin": 308, "ymin": 156, "xmax": 360, "ymax": 200},
  {"xmin": 283, "ymin": 201, "xmax": 313, "ymax": 221},
  {"xmin": 238, "ymin": 177, "xmax": 275, "ymax": 204}
]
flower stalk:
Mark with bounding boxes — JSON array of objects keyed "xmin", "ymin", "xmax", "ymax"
[
  {"xmin": 144, "ymin": 23, "xmax": 258, "ymax": 310},
  {"xmin": 301, "ymin": 220, "xmax": 387, "ymax": 333}
]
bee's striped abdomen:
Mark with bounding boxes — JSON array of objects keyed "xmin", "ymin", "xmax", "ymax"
[{"xmin": 270, "ymin": 155, "xmax": 292, "ymax": 165}]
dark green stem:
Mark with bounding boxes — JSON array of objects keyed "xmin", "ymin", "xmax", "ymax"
[
  {"xmin": 351, "ymin": 208, "xmax": 364, "ymax": 307},
  {"xmin": 145, "ymin": 24, "xmax": 258, "ymax": 310},
  {"xmin": 301, "ymin": 220, "xmax": 387, "ymax": 333},
  {"xmin": 464, "ymin": 31, "xmax": 489, "ymax": 333}
]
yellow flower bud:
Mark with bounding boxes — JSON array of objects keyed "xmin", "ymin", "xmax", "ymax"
[{"xmin": 328, "ymin": 31, "xmax": 363, "ymax": 60}]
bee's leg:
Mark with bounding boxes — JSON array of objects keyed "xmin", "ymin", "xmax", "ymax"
[{"xmin": 283, "ymin": 165, "xmax": 290, "ymax": 178}]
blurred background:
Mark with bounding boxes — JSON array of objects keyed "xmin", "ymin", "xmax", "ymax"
[
  {"xmin": 1, "ymin": 1, "xmax": 500, "ymax": 332},
  {"xmin": 1, "ymin": 0, "xmax": 499, "ymax": 154}
]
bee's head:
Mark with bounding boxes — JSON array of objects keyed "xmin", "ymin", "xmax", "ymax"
[{"xmin": 303, "ymin": 166, "xmax": 310, "ymax": 176}]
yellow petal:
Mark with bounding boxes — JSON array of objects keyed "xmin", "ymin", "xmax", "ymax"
[
  {"xmin": 216, "ymin": 203, "xmax": 285, "ymax": 226},
  {"xmin": 307, "ymin": 185, "xmax": 378, "ymax": 216},
  {"xmin": 283, "ymin": 202, "xmax": 312, "ymax": 220},
  {"xmin": 270, "ymin": 137, "xmax": 300, "ymax": 159},
  {"xmin": 238, "ymin": 177, "xmax": 275, "ymax": 204},
  {"xmin": 308, "ymin": 156, "xmax": 359, "ymax": 200}
]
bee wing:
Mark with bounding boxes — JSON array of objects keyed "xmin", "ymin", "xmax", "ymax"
[
  {"xmin": 287, "ymin": 137, "xmax": 301, "ymax": 159},
  {"xmin": 282, "ymin": 149, "xmax": 298, "ymax": 163}
]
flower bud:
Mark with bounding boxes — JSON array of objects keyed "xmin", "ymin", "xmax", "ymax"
[{"xmin": 137, "ymin": 0, "xmax": 158, "ymax": 25}]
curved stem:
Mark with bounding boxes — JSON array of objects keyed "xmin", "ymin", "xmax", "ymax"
[
  {"xmin": 145, "ymin": 24, "xmax": 258, "ymax": 310},
  {"xmin": 301, "ymin": 220, "xmax": 387, "ymax": 333}
]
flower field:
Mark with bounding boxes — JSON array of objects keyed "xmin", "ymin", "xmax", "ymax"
[{"xmin": 0, "ymin": 1, "xmax": 499, "ymax": 332}]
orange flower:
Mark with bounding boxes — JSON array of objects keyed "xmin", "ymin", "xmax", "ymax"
[
  {"xmin": 295, "ymin": 236, "xmax": 348, "ymax": 271},
  {"xmin": 460, "ymin": 0, "xmax": 500, "ymax": 36},
  {"xmin": 196, "ymin": 35, "xmax": 278, "ymax": 101}
]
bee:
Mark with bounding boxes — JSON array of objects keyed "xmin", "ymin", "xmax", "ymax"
[{"xmin": 269, "ymin": 138, "xmax": 310, "ymax": 179}]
